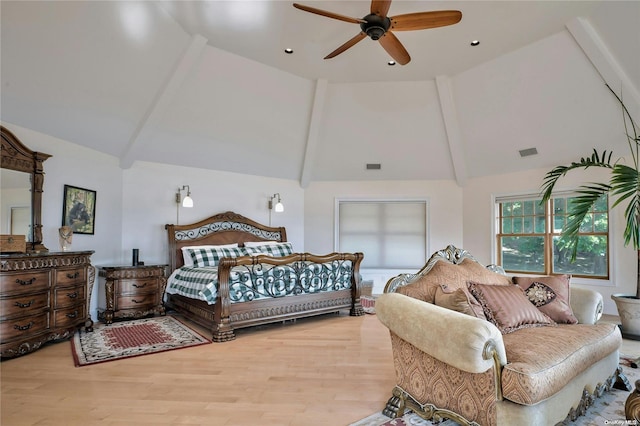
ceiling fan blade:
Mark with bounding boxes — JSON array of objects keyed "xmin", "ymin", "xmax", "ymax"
[
  {"xmin": 293, "ymin": 3, "xmax": 366, "ymax": 24},
  {"xmin": 378, "ymin": 31, "xmax": 410, "ymax": 65},
  {"xmin": 324, "ymin": 32, "xmax": 367, "ymax": 59},
  {"xmin": 390, "ymin": 10, "xmax": 462, "ymax": 31},
  {"xmin": 370, "ymin": 0, "xmax": 392, "ymax": 18}
]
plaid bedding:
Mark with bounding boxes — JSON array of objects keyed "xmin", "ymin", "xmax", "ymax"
[{"xmin": 166, "ymin": 259, "xmax": 353, "ymax": 305}]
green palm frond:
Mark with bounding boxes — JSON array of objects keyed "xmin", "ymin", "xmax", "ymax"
[
  {"xmin": 610, "ymin": 164, "xmax": 640, "ymax": 248},
  {"xmin": 540, "ymin": 149, "xmax": 614, "ymax": 203},
  {"xmin": 561, "ymin": 183, "xmax": 611, "ymax": 261}
]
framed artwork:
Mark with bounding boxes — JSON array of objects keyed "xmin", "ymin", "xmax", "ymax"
[{"xmin": 62, "ymin": 185, "xmax": 96, "ymax": 235}]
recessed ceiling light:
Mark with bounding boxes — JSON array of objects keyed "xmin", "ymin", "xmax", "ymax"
[
  {"xmin": 470, "ymin": 40, "xmax": 480, "ymax": 46},
  {"xmin": 284, "ymin": 48, "xmax": 294, "ymax": 54},
  {"xmin": 388, "ymin": 60, "xmax": 396, "ymax": 66}
]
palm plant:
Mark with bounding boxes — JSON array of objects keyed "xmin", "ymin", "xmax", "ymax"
[{"xmin": 540, "ymin": 85, "xmax": 640, "ymax": 297}]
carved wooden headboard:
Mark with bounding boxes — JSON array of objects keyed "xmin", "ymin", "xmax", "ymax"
[{"xmin": 165, "ymin": 211, "xmax": 287, "ymax": 271}]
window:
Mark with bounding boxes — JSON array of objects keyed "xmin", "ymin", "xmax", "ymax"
[
  {"xmin": 496, "ymin": 193, "xmax": 608, "ymax": 278},
  {"xmin": 337, "ymin": 200, "xmax": 427, "ymax": 269}
]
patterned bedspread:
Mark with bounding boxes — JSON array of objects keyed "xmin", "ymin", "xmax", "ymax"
[{"xmin": 166, "ymin": 259, "xmax": 354, "ymax": 305}]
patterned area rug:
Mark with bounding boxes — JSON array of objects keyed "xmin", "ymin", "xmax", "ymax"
[
  {"xmin": 71, "ymin": 316, "xmax": 210, "ymax": 367},
  {"xmin": 350, "ymin": 358, "xmax": 640, "ymax": 426},
  {"xmin": 361, "ymin": 295, "xmax": 377, "ymax": 314}
]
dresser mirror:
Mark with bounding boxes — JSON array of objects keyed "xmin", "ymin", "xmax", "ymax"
[{"xmin": 1, "ymin": 125, "xmax": 51, "ymax": 252}]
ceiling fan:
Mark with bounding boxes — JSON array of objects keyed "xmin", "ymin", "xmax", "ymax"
[{"xmin": 293, "ymin": 0, "xmax": 462, "ymax": 65}]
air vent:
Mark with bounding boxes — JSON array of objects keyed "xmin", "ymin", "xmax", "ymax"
[
  {"xmin": 366, "ymin": 163, "xmax": 381, "ymax": 170},
  {"xmin": 519, "ymin": 148, "xmax": 538, "ymax": 157}
]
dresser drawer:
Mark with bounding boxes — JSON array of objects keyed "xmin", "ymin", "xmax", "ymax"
[
  {"xmin": 0, "ymin": 270, "xmax": 51, "ymax": 294},
  {"xmin": 117, "ymin": 278, "xmax": 161, "ymax": 295},
  {"xmin": 0, "ymin": 312, "xmax": 49, "ymax": 341},
  {"xmin": 0, "ymin": 292, "xmax": 50, "ymax": 319},
  {"xmin": 54, "ymin": 284, "xmax": 86, "ymax": 309},
  {"xmin": 52, "ymin": 305, "xmax": 86, "ymax": 328},
  {"xmin": 55, "ymin": 267, "xmax": 86, "ymax": 285},
  {"xmin": 117, "ymin": 293, "xmax": 157, "ymax": 310}
]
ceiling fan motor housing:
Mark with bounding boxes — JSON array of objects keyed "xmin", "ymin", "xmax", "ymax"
[{"xmin": 361, "ymin": 14, "xmax": 391, "ymax": 40}]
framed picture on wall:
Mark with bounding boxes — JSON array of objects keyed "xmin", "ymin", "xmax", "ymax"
[{"xmin": 62, "ymin": 185, "xmax": 96, "ymax": 235}]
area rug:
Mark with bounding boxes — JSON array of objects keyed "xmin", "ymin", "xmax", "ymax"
[
  {"xmin": 71, "ymin": 316, "xmax": 210, "ymax": 367},
  {"xmin": 350, "ymin": 358, "xmax": 640, "ymax": 426},
  {"xmin": 361, "ymin": 295, "xmax": 377, "ymax": 314}
]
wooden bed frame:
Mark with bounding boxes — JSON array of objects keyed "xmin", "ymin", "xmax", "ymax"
[{"xmin": 165, "ymin": 211, "xmax": 364, "ymax": 342}]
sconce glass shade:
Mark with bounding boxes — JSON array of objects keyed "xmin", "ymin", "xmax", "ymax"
[
  {"xmin": 270, "ymin": 193, "xmax": 284, "ymax": 213},
  {"xmin": 177, "ymin": 185, "xmax": 194, "ymax": 208}
]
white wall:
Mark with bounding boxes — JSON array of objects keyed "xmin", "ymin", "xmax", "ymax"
[
  {"xmin": 304, "ymin": 180, "xmax": 463, "ymax": 294},
  {"xmin": 120, "ymin": 161, "xmax": 305, "ymax": 266},
  {"xmin": 462, "ymin": 165, "xmax": 637, "ymax": 315}
]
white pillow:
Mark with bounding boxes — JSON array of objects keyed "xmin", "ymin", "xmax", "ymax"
[
  {"xmin": 181, "ymin": 244, "xmax": 238, "ymax": 267},
  {"xmin": 244, "ymin": 241, "xmax": 283, "ymax": 247}
]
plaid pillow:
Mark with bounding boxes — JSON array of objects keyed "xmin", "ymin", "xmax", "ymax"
[
  {"xmin": 187, "ymin": 247, "xmax": 249, "ymax": 267},
  {"xmin": 247, "ymin": 242, "xmax": 293, "ymax": 257}
]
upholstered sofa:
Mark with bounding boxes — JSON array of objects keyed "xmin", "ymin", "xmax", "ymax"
[{"xmin": 376, "ymin": 245, "xmax": 630, "ymax": 426}]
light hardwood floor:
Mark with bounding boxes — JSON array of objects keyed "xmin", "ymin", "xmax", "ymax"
[
  {"xmin": 2, "ymin": 313, "xmax": 639, "ymax": 426},
  {"xmin": 1, "ymin": 313, "xmax": 396, "ymax": 426}
]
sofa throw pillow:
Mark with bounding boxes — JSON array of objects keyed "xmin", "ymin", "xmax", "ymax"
[
  {"xmin": 187, "ymin": 246, "xmax": 248, "ymax": 267},
  {"xmin": 512, "ymin": 275, "xmax": 578, "ymax": 324},
  {"xmin": 434, "ymin": 285, "xmax": 486, "ymax": 320},
  {"xmin": 467, "ymin": 282, "xmax": 555, "ymax": 334}
]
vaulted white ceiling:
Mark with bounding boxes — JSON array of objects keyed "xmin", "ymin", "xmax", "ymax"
[{"xmin": 1, "ymin": 1, "xmax": 638, "ymax": 186}]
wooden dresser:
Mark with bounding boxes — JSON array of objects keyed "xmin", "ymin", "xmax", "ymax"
[
  {"xmin": 98, "ymin": 264, "xmax": 167, "ymax": 324},
  {"xmin": 0, "ymin": 251, "xmax": 95, "ymax": 359}
]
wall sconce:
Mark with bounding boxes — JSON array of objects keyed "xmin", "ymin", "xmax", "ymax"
[
  {"xmin": 176, "ymin": 185, "xmax": 194, "ymax": 208},
  {"xmin": 269, "ymin": 193, "xmax": 284, "ymax": 213}
]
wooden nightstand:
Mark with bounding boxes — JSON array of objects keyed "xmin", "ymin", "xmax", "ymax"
[{"xmin": 97, "ymin": 264, "xmax": 167, "ymax": 324}]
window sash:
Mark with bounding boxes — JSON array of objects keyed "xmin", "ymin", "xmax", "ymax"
[{"xmin": 496, "ymin": 195, "xmax": 609, "ymax": 279}]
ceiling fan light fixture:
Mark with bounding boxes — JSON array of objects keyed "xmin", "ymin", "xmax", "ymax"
[
  {"xmin": 284, "ymin": 48, "xmax": 294, "ymax": 54},
  {"xmin": 361, "ymin": 14, "xmax": 391, "ymax": 40},
  {"xmin": 470, "ymin": 40, "xmax": 480, "ymax": 46},
  {"xmin": 388, "ymin": 60, "xmax": 396, "ymax": 66},
  {"xmin": 366, "ymin": 26, "xmax": 386, "ymax": 40}
]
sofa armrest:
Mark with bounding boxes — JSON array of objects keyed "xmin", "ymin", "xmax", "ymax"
[
  {"xmin": 570, "ymin": 287, "xmax": 604, "ymax": 324},
  {"xmin": 376, "ymin": 292, "xmax": 507, "ymax": 374}
]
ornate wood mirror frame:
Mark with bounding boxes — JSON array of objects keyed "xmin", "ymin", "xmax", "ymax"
[{"xmin": 1, "ymin": 125, "xmax": 51, "ymax": 252}]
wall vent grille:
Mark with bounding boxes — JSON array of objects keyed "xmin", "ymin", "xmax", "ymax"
[{"xmin": 519, "ymin": 148, "xmax": 538, "ymax": 157}]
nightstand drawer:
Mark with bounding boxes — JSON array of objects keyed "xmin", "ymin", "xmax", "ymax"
[
  {"xmin": 54, "ymin": 284, "xmax": 86, "ymax": 308},
  {"xmin": 117, "ymin": 293, "xmax": 157, "ymax": 310},
  {"xmin": 0, "ymin": 271, "xmax": 51, "ymax": 294},
  {"xmin": 0, "ymin": 313, "xmax": 49, "ymax": 341},
  {"xmin": 0, "ymin": 292, "xmax": 50, "ymax": 319},
  {"xmin": 117, "ymin": 278, "xmax": 161, "ymax": 295},
  {"xmin": 52, "ymin": 305, "xmax": 86, "ymax": 328},
  {"xmin": 55, "ymin": 267, "xmax": 86, "ymax": 285}
]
